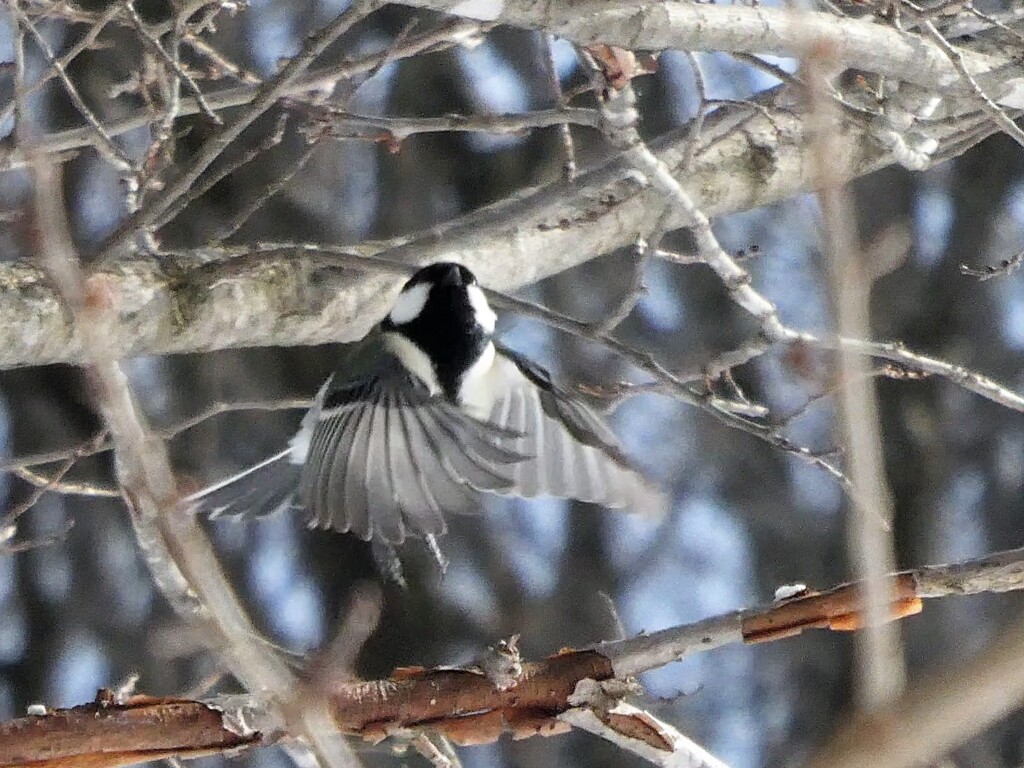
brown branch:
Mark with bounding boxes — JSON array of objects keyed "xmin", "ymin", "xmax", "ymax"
[
  {"xmin": 5, "ymin": 547, "xmax": 1024, "ymax": 767},
  {"xmin": 0, "ymin": 694, "xmax": 263, "ymax": 768}
]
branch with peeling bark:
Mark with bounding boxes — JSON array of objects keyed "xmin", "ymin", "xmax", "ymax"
[{"xmin": 5, "ymin": 546, "xmax": 1024, "ymax": 768}]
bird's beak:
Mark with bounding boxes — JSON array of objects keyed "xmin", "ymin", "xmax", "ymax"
[{"xmin": 439, "ymin": 263, "xmax": 464, "ymax": 287}]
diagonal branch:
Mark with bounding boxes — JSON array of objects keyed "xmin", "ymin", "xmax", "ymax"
[
  {"xmin": 31, "ymin": 160, "xmax": 359, "ymax": 767},
  {"xmin": 5, "ymin": 546, "xmax": 1024, "ymax": 767}
]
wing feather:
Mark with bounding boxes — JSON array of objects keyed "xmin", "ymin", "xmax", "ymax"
[
  {"xmin": 304, "ymin": 404, "xmax": 351, "ymax": 529},
  {"xmin": 485, "ymin": 345, "xmax": 667, "ymax": 517},
  {"xmin": 297, "ymin": 350, "xmax": 524, "ymax": 542},
  {"xmin": 392, "ymin": 391, "xmax": 451, "ymax": 535},
  {"xmin": 365, "ymin": 392, "xmax": 404, "ymax": 544},
  {"xmin": 339, "ymin": 397, "xmax": 375, "ymax": 540}
]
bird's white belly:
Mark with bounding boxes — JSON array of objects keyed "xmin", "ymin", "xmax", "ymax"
[{"xmin": 458, "ymin": 344, "xmax": 523, "ymax": 420}]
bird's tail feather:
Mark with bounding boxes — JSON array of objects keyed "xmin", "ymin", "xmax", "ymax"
[{"xmin": 184, "ymin": 449, "xmax": 300, "ymax": 519}]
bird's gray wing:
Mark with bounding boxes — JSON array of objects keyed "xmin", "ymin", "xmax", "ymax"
[
  {"xmin": 297, "ymin": 352, "xmax": 527, "ymax": 544},
  {"xmin": 486, "ymin": 344, "xmax": 668, "ymax": 517}
]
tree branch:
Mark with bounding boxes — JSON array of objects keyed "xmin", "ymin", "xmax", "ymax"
[
  {"xmin": 31, "ymin": 159, "xmax": 359, "ymax": 768},
  {"xmin": 0, "ymin": 95, "xmax": 981, "ymax": 369},
  {"xmin": 394, "ymin": 0, "xmax": 1019, "ymax": 104},
  {"xmin": 5, "ymin": 546, "xmax": 1024, "ymax": 767}
]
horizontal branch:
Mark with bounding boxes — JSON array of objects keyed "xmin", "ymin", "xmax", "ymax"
[
  {"xmin": 395, "ymin": 0, "xmax": 1021, "ymax": 104},
  {"xmin": 0, "ymin": 694, "xmax": 265, "ymax": 768},
  {"xmin": 0, "ymin": 92, "xmax": 974, "ymax": 369},
  {"xmin": 5, "ymin": 546, "xmax": 1023, "ymax": 768}
]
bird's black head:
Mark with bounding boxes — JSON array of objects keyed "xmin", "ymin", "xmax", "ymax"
[{"xmin": 381, "ymin": 262, "xmax": 496, "ymax": 399}]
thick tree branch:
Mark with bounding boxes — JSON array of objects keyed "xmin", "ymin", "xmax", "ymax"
[
  {"xmin": 0, "ymin": 97, "xmax": 978, "ymax": 369},
  {"xmin": 4, "ymin": 546, "xmax": 1024, "ymax": 768},
  {"xmin": 394, "ymin": 0, "xmax": 1021, "ymax": 104}
]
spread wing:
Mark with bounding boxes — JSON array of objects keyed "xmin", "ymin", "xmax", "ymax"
[
  {"xmin": 296, "ymin": 353, "xmax": 527, "ymax": 544},
  {"xmin": 483, "ymin": 344, "xmax": 667, "ymax": 517}
]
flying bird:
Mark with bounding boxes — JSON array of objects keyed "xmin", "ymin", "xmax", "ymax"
[{"xmin": 186, "ymin": 262, "xmax": 665, "ymax": 548}]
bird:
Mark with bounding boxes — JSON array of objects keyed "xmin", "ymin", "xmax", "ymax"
[{"xmin": 185, "ymin": 261, "xmax": 666, "ymax": 554}]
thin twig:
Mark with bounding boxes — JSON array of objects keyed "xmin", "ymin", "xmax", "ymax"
[
  {"xmin": 93, "ymin": 0, "xmax": 379, "ymax": 263},
  {"xmin": 155, "ymin": 112, "xmax": 291, "ymax": 229},
  {"xmin": 560, "ymin": 697, "xmax": 731, "ymax": 768},
  {"xmin": 541, "ymin": 32, "xmax": 577, "ymax": 179},
  {"xmin": 121, "ymin": 0, "xmax": 222, "ymax": 124},
  {"xmin": 680, "ymin": 51, "xmax": 708, "ymax": 172},
  {"xmin": 12, "ymin": 3, "xmax": 133, "ymax": 170},
  {"xmin": 303, "ymin": 104, "xmax": 602, "ymax": 141},
  {"xmin": 0, "ymin": 2, "xmax": 122, "ymax": 132},
  {"xmin": 921, "ymin": 18, "xmax": 1024, "ymax": 148},
  {"xmin": 8, "ymin": 17, "xmax": 482, "ymax": 169},
  {"xmin": 212, "ymin": 128, "xmax": 327, "ymax": 241},
  {"xmin": 12, "ymin": 466, "xmax": 120, "ymax": 498},
  {"xmin": 959, "ymin": 248, "xmax": 1024, "ymax": 281}
]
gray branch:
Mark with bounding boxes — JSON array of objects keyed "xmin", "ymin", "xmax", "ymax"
[
  {"xmin": 396, "ymin": 0, "xmax": 1022, "ymax": 105},
  {"xmin": 0, "ymin": 99, "xmax": 910, "ymax": 368}
]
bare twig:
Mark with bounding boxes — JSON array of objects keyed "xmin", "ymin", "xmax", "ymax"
[
  {"xmin": 921, "ymin": 19, "xmax": 1024, "ymax": 147},
  {"xmin": 0, "ymin": 397, "xmax": 310, "ymax": 476},
  {"xmin": 960, "ymin": 248, "xmax": 1024, "ymax": 281},
  {"xmin": 680, "ymin": 52, "xmax": 708, "ymax": 173},
  {"xmin": 541, "ymin": 32, "xmax": 578, "ymax": 179},
  {"xmin": 212, "ymin": 128, "xmax": 329, "ymax": 241},
  {"xmin": 120, "ymin": 0, "xmax": 222, "ymax": 124},
  {"xmin": 560, "ymin": 694, "xmax": 731, "ymax": 768},
  {"xmin": 302, "ymin": 104, "xmax": 602, "ymax": 141},
  {"xmin": 12, "ymin": 3, "xmax": 133, "ymax": 170},
  {"xmin": 590, "ymin": 239, "xmax": 649, "ymax": 335},
  {"xmin": 154, "ymin": 112, "xmax": 291, "ymax": 229},
  {"xmin": 12, "ymin": 466, "xmax": 119, "ymax": 498},
  {"xmin": 8, "ymin": 17, "xmax": 483, "ymax": 168},
  {"xmin": 0, "ymin": 2, "xmax": 122, "ymax": 132},
  {"xmin": 92, "ymin": 0, "xmax": 380, "ymax": 263}
]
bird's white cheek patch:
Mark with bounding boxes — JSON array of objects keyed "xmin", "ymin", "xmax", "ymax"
[
  {"xmin": 384, "ymin": 331, "xmax": 441, "ymax": 394},
  {"xmin": 467, "ymin": 285, "xmax": 496, "ymax": 334},
  {"xmin": 389, "ymin": 282, "xmax": 431, "ymax": 325}
]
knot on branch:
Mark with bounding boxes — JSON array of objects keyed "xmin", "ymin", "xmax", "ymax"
[
  {"xmin": 598, "ymin": 87, "xmax": 641, "ymax": 150},
  {"xmin": 472, "ymin": 634, "xmax": 523, "ymax": 691}
]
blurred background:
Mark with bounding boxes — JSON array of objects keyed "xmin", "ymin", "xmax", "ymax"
[{"xmin": 2, "ymin": 1, "xmax": 1024, "ymax": 766}]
